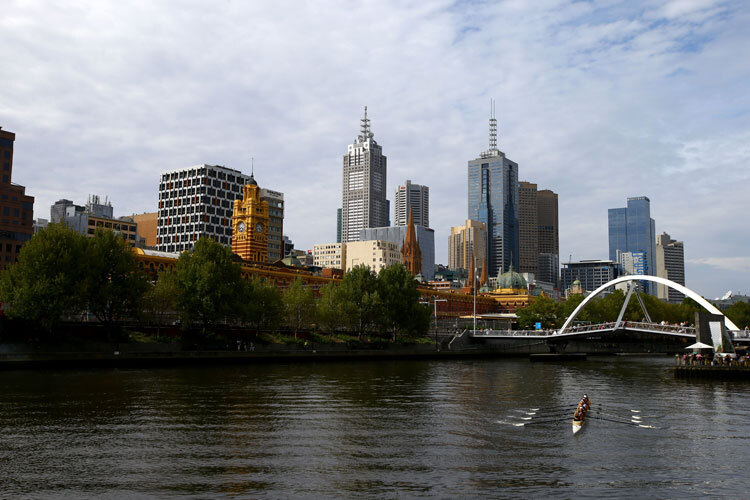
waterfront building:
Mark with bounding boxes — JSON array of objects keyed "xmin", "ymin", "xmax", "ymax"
[
  {"xmin": 312, "ymin": 242, "xmax": 346, "ymax": 270},
  {"xmin": 260, "ymin": 188, "xmax": 284, "ymax": 262},
  {"xmin": 345, "ymin": 240, "xmax": 402, "ymax": 274},
  {"xmin": 561, "ymin": 259, "xmax": 620, "ymax": 294},
  {"xmin": 341, "ymin": 107, "xmax": 388, "ymax": 242},
  {"xmin": 132, "ymin": 212, "xmax": 157, "ymax": 247},
  {"xmin": 57, "ymin": 194, "xmax": 139, "ymax": 245},
  {"xmin": 0, "ymin": 127, "xmax": 34, "ymax": 268},
  {"xmin": 231, "ymin": 173, "xmax": 270, "ymax": 263},
  {"xmin": 449, "ymin": 219, "xmax": 487, "ymax": 274},
  {"xmin": 394, "ymin": 180, "xmax": 429, "ymax": 227},
  {"xmin": 467, "ymin": 103, "xmax": 519, "ymax": 277},
  {"xmin": 518, "ymin": 181, "xmax": 538, "ymax": 276},
  {"xmin": 157, "ymin": 164, "xmax": 251, "ymax": 253},
  {"xmin": 360, "ymin": 224, "xmax": 435, "ymax": 280},
  {"xmin": 483, "ymin": 266, "xmax": 535, "ymax": 313},
  {"xmin": 656, "ymin": 232, "xmax": 685, "ymax": 303},
  {"xmin": 608, "ymin": 196, "xmax": 656, "ymax": 294}
]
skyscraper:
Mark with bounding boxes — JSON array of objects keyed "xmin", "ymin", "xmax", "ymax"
[
  {"xmin": 448, "ymin": 219, "xmax": 487, "ymax": 273},
  {"xmin": 537, "ymin": 188, "xmax": 559, "ymax": 287},
  {"xmin": 518, "ymin": 181, "xmax": 538, "ymax": 276},
  {"xmin": 394, "ymin": 180, "xmax": 429, "ymax": 227},
  {"xmin": 608, "ymin": 196, "xmax": 656, "ymax": 294},
  {"xmin": 341, "ymin": 107, "xmax": 388, "ymax": 242},
  {"xmin": 260, "ymin": 188, "xmax": 284, "ymax": 262},
  {"xmin": 656, "ymin": 232, "xmax": 685, "ymax": 303},
  {"xmin": 467, "ymin": 102, "xmax": 519, "ymax": 277}
]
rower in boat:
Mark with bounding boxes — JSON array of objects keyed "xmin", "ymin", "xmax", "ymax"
[{"xmin": 572, "ymin": 394, "xmax": 591, "ymax": 434}]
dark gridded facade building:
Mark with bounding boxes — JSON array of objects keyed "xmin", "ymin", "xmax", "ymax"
[
  {"xmin": 157, "ymin": 165, "xmax": 251, "ymax": 253},
  {"xmin": 561, "ymin": 260, "xmax": 620, "ymax": 294},
  {"xmin": 0, "ymin": 127, "xmax": 34, "ymax": 269},
  {"xmin": 537, "ymin": 188, "xmax": 559, "ymax": 287},
  {"xmin": 518, "ymin": 181, "xmax": 538, "ymax": 276}
]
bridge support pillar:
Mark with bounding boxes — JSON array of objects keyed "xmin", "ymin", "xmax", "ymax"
[{"xmin": 695, "ymin": 311, "xmax": 735, "ymax": 354}]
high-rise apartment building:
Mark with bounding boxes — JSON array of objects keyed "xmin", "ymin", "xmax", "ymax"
[
  {"xmin": 341, "ymin": 107, "xmax": 388, "ymax": 242},
  {"xmin": 448, "ymin": 219, "xmax": 487, "ymax": 273},
  {"xmin": 0, "ymin": 127, "xmax": 34, "ymax": 268},
  {"xmin": 518, "ymin": 181, "xmax": 538, "ymax": 276},
  {"xmin": 467, "ymin": 104, "xmax": 519, "ymax": 277},
  {"xmin": 394, "ymin": 180, "xmax": 429, "ymax": 227},
  {"xmin": 656, "ymin": 232, "xmax": 685, "ymax": 303},
  {"xmin": 260, "ymin": 188, "xmax": 284, "ymax": 262},
  {"xmin": 608, "ymin": 196, "xmax": 656, "ymax": 294},
  {"xmin": 157, "ymin": 164, "xmax": 251, "ymax": 253}
]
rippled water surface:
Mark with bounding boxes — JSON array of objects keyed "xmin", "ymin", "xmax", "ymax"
[{"xmin": 1, "ymin": 357, "xmax": 749, "ymax": 498}]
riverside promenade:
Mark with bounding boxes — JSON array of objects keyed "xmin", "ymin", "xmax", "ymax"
[{"xmin": 674, "ymin": 355, "xmax": 750, "ymax": 379}]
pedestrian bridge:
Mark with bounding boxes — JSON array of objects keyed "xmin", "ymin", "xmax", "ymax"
[{"xmin": 470, "ymin": 275, "xmax": 739, "ymax": 341}]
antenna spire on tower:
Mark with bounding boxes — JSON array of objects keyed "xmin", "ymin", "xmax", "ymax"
[
  {"xmin": 489, "ymin": 98, "xmax": 498, "ymax": 152},
  {"xmin": 360, "ymin": 105, "xmax": 372, "ymax": 141}
]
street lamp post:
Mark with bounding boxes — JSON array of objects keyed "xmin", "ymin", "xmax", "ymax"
[{"xmin": 433, "ymin": 298, "xmax": 447, "ymax": 349}]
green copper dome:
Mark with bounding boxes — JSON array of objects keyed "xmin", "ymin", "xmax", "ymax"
[{"xmin": 496, "ymin": 265, "xmax": 528, "ymax": 290}]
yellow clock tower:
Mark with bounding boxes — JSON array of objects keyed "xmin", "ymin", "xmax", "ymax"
[{"xmin": 232, "ymin": 174, "xmax": 270, "ymax": 262}]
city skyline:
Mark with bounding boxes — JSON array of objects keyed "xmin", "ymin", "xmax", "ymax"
[{"xmin": 1, "ymin": 1, "xmax": 749, "ymax": 299}]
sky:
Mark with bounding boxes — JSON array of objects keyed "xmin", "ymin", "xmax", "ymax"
[{"xmin": 1, "ymin": 0, "xmax": 748, "ymax": 299}]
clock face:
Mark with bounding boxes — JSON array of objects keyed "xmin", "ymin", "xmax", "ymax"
[
  {"xmin": 237, "ymin": 222, "xmax": 245, "ymax": 233},
  {"xmin": 255, "ymin": 223, "xmax": 263, "ymax": 233}
]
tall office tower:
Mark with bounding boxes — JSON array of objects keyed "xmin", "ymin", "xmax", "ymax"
[
  {"xmin": 394, "ymin": 180, "xmax": 429, "ymax": 227},
  {"xmin": 656, "ymin": 232, "xmax": 685, "ymax": 303},
  {"xmin": 467, "ymin": 102, "xmax": 519, "ymax": 277},
  {"xmin": 260, "ymin": 188, "xmax": 284, "ymax": 262},
  {"xmin": 518, "ymin": 181, "xmax": 538, "ymax": 276},
  {"xmin": 537, "ymin": 188, "xmax": 559, "ymax": 287},
  {"xmin": 336, "ymin": 208, "xmax": 342, "ymax": 243},
  {"xmin": 157, "ymin": 164, "xmax": 251, "ymax": 253},
  {"xmin": 0, "ymin": 127, "xmax": 34, "ymax": 268},
  {"xmin": 608, "ymin": 196, "xmax": 656, "ymax": 294},
  {"xmin": 448, "ymin": 219, "xmax": 487, "ymax": 273},
  {"xmin": 341, "ymin": 107, "xmax": 388, "ymax": 242}
]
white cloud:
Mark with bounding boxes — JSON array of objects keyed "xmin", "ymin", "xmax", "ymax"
[
  {"xmin": 0, "ymin": 0, "xmax": 748, "ymax": 298},
  {"xmin": 688, "ymin": 257, "xmax": 750, "ymax": 273}
]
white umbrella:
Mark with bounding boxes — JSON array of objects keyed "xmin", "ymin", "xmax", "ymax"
[{"xmin": 685, "ymin": 342, "xmax": 714, "ymax": 350}]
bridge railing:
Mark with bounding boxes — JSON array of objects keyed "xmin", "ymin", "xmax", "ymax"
[
  {"xmin": 471, "ymin": 329, "xmax": 556, "ymax": 337},
  {"xmin": 622, "ymin": 321, "xmax": 695, "ymax": 335}
]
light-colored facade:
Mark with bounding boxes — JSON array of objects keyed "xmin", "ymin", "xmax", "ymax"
[
  {"xmin": 313, "ymin": 242, "xmax": 346, "ymax": 270},
  {"xmin": 448, "ymin": 219, "xmax": 487, "ymax": 273},
  {"xmin": 341, "ymin": 107, "xmax": 388, "ymax": 243},
  {"xmin": 656, "ymin": 232, "xmax": 685, "ymax": 303},
  {"xmin": 360, "ymin": 225, "xmax": 435, "ymax": 280},
  {"xmin": 394, "ymin": 180, "xmax": 429, "ymax": 227},
  {"xmin": 345, "ymin": 240, "xmax": 402, "ymax": 274},
  {"xmin": 157, "ymin": 164, "xmax": 251, "ymax": 253},
  {"xmin": 260, "ymin": 188, "xmax": 284, "ymax": 262}
]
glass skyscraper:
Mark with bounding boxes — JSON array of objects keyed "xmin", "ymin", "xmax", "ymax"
[
  {"xmin": 608, "ymin": 196, "xmax": 656, "ymax": 294},
  {"xmin": 467, "ymin": 105, "xmax": 519, "ymax": 277}
]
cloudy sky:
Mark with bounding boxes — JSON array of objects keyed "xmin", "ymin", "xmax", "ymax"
[{"xmin": 1, "ymin": 0, "xmax": 748, "ymax": 299}]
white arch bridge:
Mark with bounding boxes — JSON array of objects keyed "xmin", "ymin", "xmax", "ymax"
[{"xmin": 471, "ymin": 275, "xmax": 740, "ymax": 342}]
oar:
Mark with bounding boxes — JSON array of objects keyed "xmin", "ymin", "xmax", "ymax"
[
  {"xmin": 590, "ymin": 415, "xmax": 656, "ymax": 429},
  {"xmin": 507, "ymin": 417, "xmax": 570, "ymax": 427}
]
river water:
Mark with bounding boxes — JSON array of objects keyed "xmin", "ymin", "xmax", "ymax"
[{"xmin": 1, "ymin": 356, "xmax": 749, "ymax": 498}]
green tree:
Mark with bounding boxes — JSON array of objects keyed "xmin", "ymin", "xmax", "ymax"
[
  {"xmin": 726, "ymin": 301, "xmax": 750, "ymax": 330},
  {"xmin": 241, "ymin": 277, "xmax": 283, "ymax": 332},
  {"xmin": 143, "ymin": 271, "xmax": 179, "ymax": 337},
  {"xmin": 376, "ymin": 263, "xmax": 428, "ymax": 340},
  {"xmin": 282, "ymin": 277, "xmax": 316, "ymax": 336},
  {"xmin": 338, "ymin": 265, "xmax": 380, "ymax": 339},
  {"xmin": 517, "ymin": 295, "xmax": 559, "ymax": 329},
  {"xmin": 316, "ymin": 282, "xmax": 342, "ymax": 334},
  {"xmin": 0, "ymin": 223, "xmax": 87, "ymax": 332},
  {"xmin": 82, "ymin": 229, "xmax": 149, "ymax": 332},
  {"xmin": 174, "ymin": 237, "xmax": 243, "ymax": 331}
]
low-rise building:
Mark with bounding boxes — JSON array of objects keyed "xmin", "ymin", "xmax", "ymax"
[
  {"xmin": 60, "ymin": 195, "xmax": 139, "ymax": 245},
  {"xmin": 132, "ymin": 212, "xmax": 157, "ymax": 247},
  {"xmin": 561, "ymin": 259, "xmax": 620, "ymax": 294},
  {"xmin": 313, "ymin": 242, "xmax": 346, "ymax": 269},
  {"xmin": 345, "ymin": 240, "xmax": 402, "ymax": 274}
]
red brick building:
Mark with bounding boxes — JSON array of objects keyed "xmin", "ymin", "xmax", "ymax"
[{"xmin": 0, "ymin": 127, "xmax": 34, "ymax": 268}]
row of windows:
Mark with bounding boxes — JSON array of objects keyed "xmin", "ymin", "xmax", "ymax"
[
  {"xmin": 159, "ymin": 203, "xmax": 231, "ymax": 218},
  {"xmin": 160, "ymin": 168, "xmax": 246, "ymax": 184}
]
